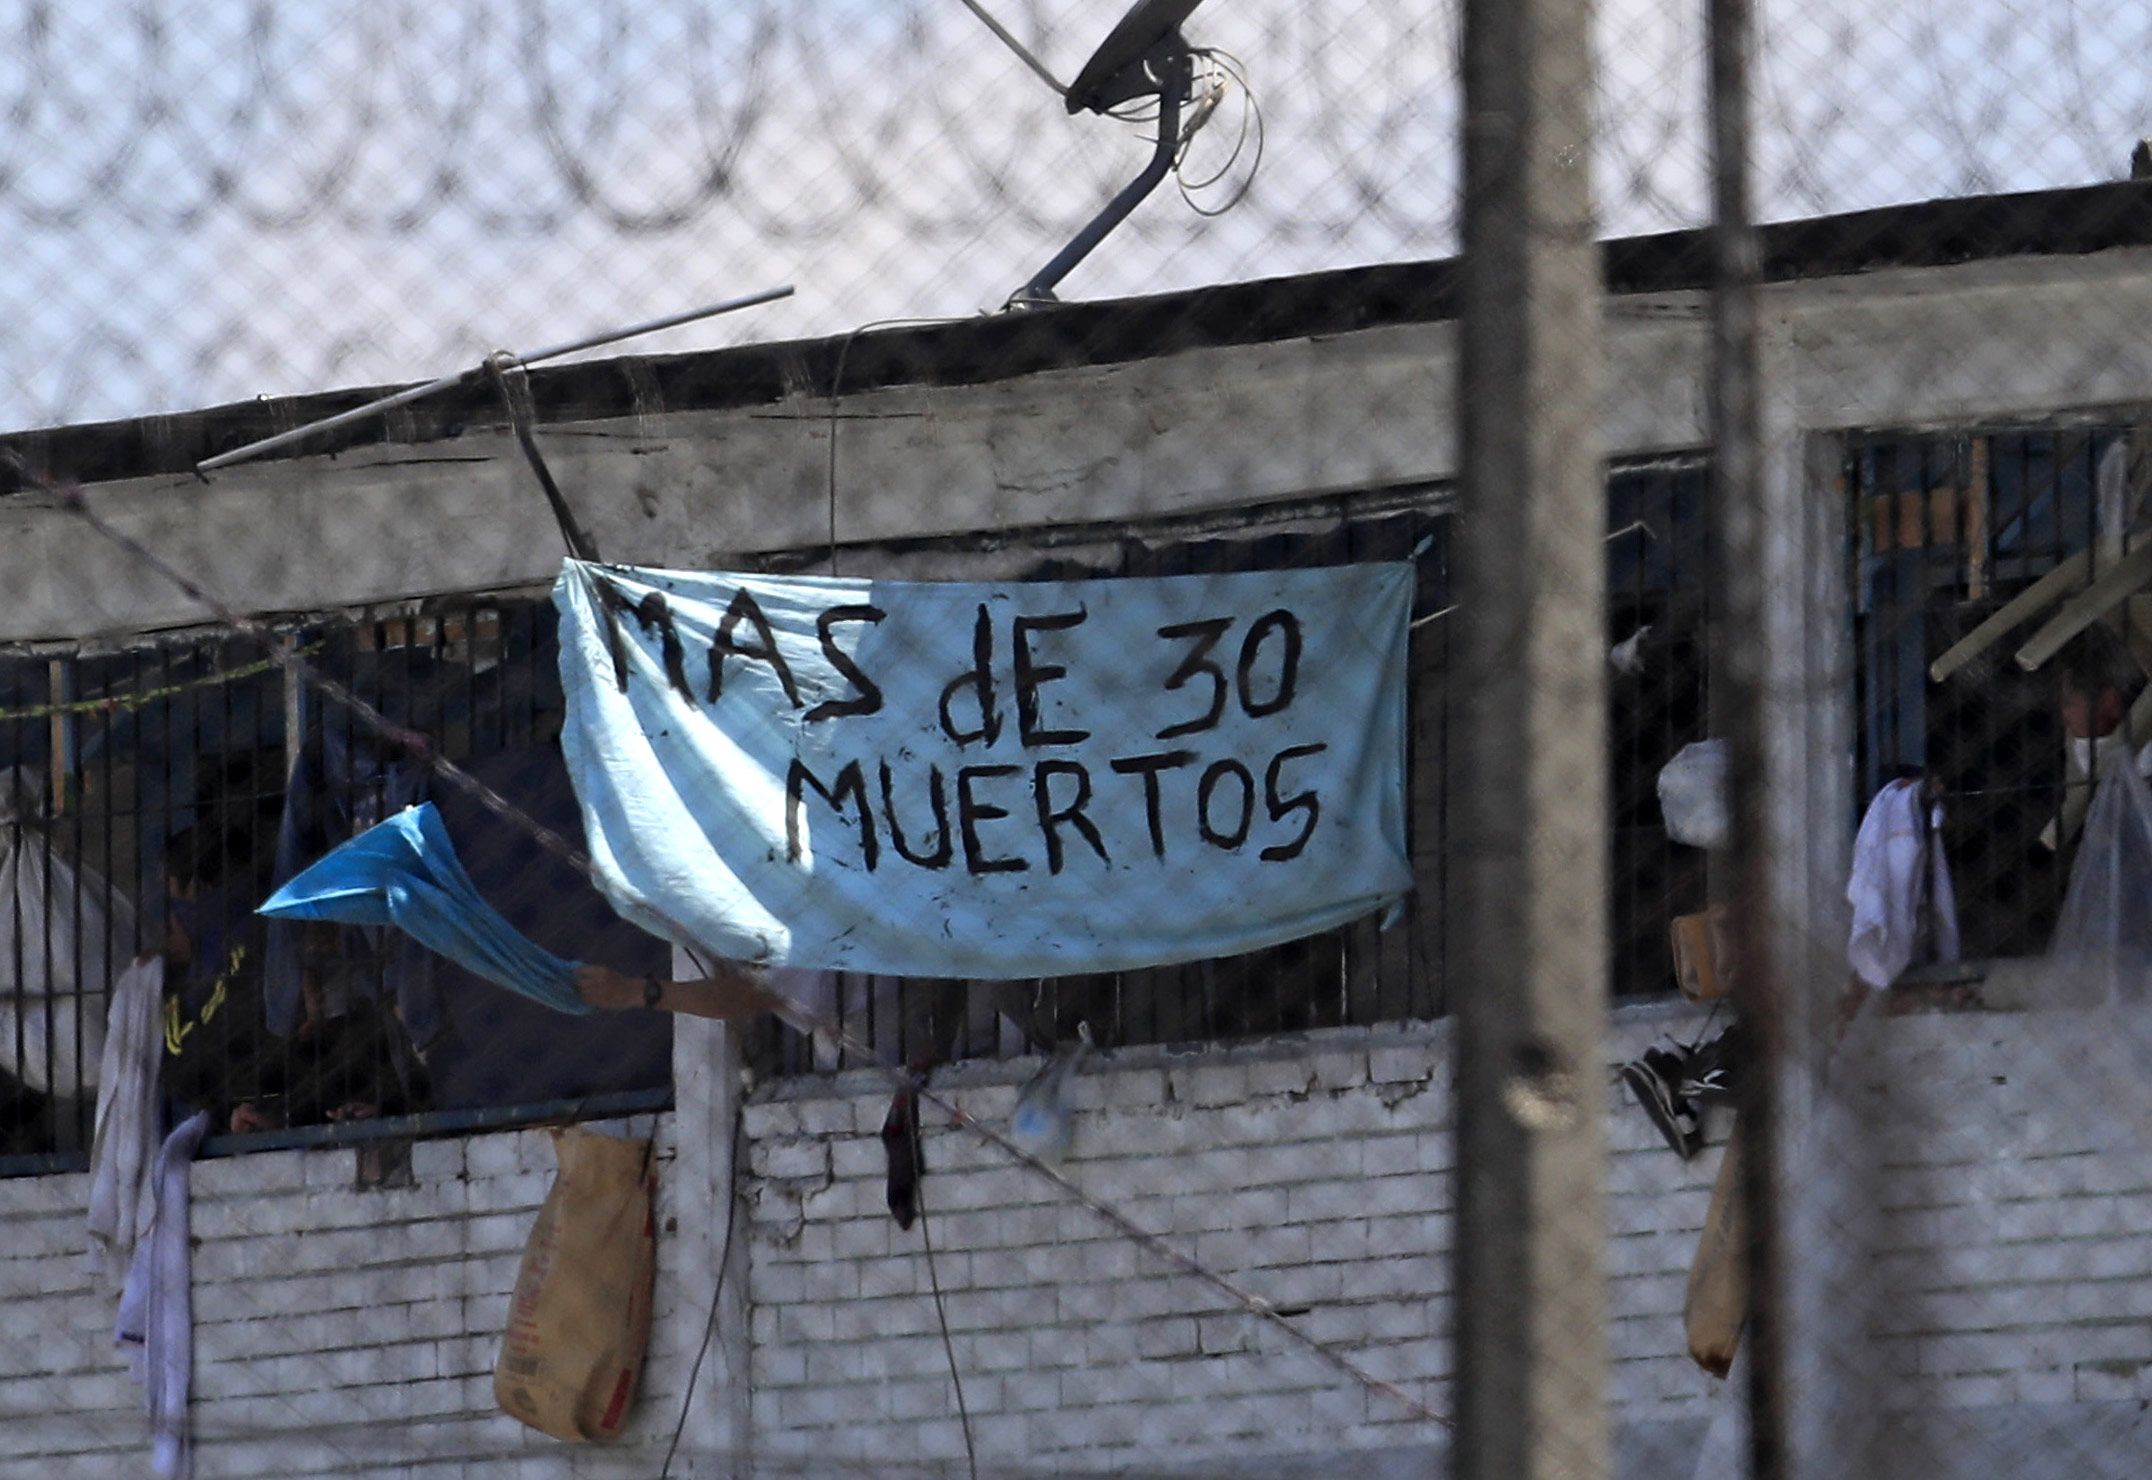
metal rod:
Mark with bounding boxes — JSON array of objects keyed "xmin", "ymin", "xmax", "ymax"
[
  {"xmin": 1011, "ymin": 59, "xmax": 1186, "ymax": 304},
  {"xmin": 196, "ymin": 285, "xmax": 794, "ymax": 474},
  {"xmin": 1453, "ymin": 0, "xmax": 1609, "ymax": 1472},
  {"xmin": 195, "ymin": 1085, "xmax": 677, "ymax": 1158},
  {"xmin": 1707, "ymin": 0, "xmax": 1792, "ymax": 1474},
  {"xmin": 952, "ymin": 0, "xmax": 1068, "ymax": 95},
  {"xmin": 515, "ymin": 285, "xmax": 793, "ymax": 366},
  {"xmin": 486, "ymin": 354, "xmax": 602, "ymax": 563}
]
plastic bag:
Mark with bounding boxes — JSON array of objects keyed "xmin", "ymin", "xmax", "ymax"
[
  {"xmin": 2043, "ymin": 759, "xmax": 2152, "ymax": 1008},
  {"xmin": 2018, "ymin": 761, "xmax": 2152, "ymax": 1158},
  {"xmin": 495, "ymin": 1128, "xmax": 657, "ymax": 1442},
  {"xmin": 1658, "ymin": 739, "xmax": 1731, "ymax": 850}
]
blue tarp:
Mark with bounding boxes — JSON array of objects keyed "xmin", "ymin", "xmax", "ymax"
[
  {"xmin": 258, "ymin": 802, "xmax": 588, "ymax": 1016},
  {"xmin": 415, "ymin": 745, "xmax": 669, "ymax": 1109},
  {"xmin": 553, "ymin": 560, "xmax": 1414, "ymax": 978}
]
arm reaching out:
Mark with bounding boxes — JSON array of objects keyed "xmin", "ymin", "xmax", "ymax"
[{"xmin": 574, "ymin": 961, "xmax": 775, "ymax": 1021}]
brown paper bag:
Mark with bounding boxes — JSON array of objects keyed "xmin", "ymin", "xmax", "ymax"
[
  {"xmin": 1684, "ymin": 1128, "xmax": 1746, "ymax": 1378},
  {"xmin": 495, "ymin": 1127, "xmax": 658, "ymax": 1442},
  {"xmin": 1670, "ymin": 907, "xmax": 1735, "ymax": 1001}
]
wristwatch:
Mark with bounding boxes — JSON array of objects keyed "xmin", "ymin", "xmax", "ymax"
[{"xmin": 642, "ymin": 974, "xmax": 664, "ymax": 1009}]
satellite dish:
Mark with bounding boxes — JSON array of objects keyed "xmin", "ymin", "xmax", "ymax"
[
  {"xmin": 1064, "ymin": 0, "xmax": 1209, "ymax": 115},
  {"xmin": 1008, "ymin": 0, "xmax": 1215, "ymax": 304}
]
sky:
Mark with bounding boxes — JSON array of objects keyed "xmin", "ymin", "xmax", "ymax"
[{"xmin": 4, "ymin": 0, "xmax": 2149, "ymax": 429}]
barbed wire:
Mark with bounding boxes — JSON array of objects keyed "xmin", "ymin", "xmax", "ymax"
[
  {"xmin": 7, "ymin": 0, "xmax": 2149, "ymax": 429},
  {"xmin": 7, "ymin": 4, "xmax": 2152, "ymax": 1473},
  {"xmin": 2, "ymin": 0, "xmax": 2143, "ymax": 232},
  {"xmin": 0, "ymin": 0, "xmax": 1385, "ymax": 234}
]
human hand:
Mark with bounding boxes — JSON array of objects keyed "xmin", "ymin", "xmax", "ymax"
[
  {"xmin": 229, "ymin": 1102, "xmax": 283, "ymax": 1135},
  {"xmin": 574, "ymin": 963, "xmax": 646, "ymax": 1011}
]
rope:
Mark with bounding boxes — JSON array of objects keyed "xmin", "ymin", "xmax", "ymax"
[
  {"xmin": 915, "ymin": 1103, "xmax": 980, "ymax": 1480},
  {"xmin": 0, "ymin": 645, "xmax": 320, "ymax": 722},
  {"xmin": 660, "ymin": 1111, "xmax": 747, "ymax": 1479}
]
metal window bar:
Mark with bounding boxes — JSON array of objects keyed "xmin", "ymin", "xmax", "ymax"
[
  {"xmin": 0, "ymin": 465, "xmax": 1720, "ymax": 1114},
  {"xmin": 0, "ymin": 595, "xmax": 670, "ymax": 1174},
  {"xmin": 3, "ymin": 668, "xmax": 32, "ymax": 1153},
  {"xmin": 751, "ymin": 462, "xmax": 1712, "ymax": 1078},
  {"xmin": 38, "ymin": 671, "xmax": 59, "ymax": 1133}
]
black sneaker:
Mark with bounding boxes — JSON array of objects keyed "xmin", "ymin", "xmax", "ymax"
[
  {"xmin": 1621, "ymin": 1053, "xmax": 1702, "ymax": 1159},
  {"xmin": 1678, "ymin": 1024, "xmax": 1744, "ymax": 1108}
]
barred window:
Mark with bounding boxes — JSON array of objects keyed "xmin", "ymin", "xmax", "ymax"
[
  {"xmin": 0, "ymin": 599, "xmax": 669, "ymax": 1172},
  {"xmin": 748, "ymin": 458, "xmax": 1712, "ymax": 1076},
  {"xmin": 1849, "ymin": 424, "xmax": 2135, "ymax": 963}
]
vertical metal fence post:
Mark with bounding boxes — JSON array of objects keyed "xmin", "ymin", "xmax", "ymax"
[
  {"xmin": 1452, "ymin": 0, "xmax": 1608, "ymax": 1473},
  {"xmin": 1708, "ymin": 0, "xmax": 1793, "ymax": 1473}
]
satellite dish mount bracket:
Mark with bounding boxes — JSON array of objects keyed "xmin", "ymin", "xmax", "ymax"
[{"xmin": 1009, "ymin": 40, "xmax": 1194, "ymax": 307}]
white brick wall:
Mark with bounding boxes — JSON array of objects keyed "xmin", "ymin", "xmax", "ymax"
[
  {"xmin": 0, "ymin": 1114, "xmax": 717, "ymax": 1478},
  {"xmin": 743, "ymin": 1021, "xmax": 1579, "ymax": 1474},
  {"xmin": 1859, "ymin": 1010, "xmax": 2152, "ymax": 1414},
  {"xmin": 738, "ymin": 1009, "xmax": 2152, "ymax": 1475},
  {"xmin": 4, "ymin": 1006, "xmax": 2150, "ymax": 1476}
]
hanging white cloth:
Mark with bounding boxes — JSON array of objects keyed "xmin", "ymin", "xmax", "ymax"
[
  {"xmin": 117, "ymin": 1109, "xmax": 212, "ymax": 1480},
  {"xmin": 87, "ymin": 955, "xmax": 164, "ymax": 1286},
  {"xmin": 0, "ymin": 765, "xmax": 137, "ymax": 1096},
  {"xmin": 1846, "ymin": 778, "xmax": 1959, "ymax": 990}
]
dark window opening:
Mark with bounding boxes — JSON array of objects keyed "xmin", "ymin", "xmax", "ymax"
[
  {"xmin": 2, "ymin": 461, "xmax": 1726, "ymax": 1139},
  {"xmin": 0, "ymin": 598, "xmax": 669, "ymax": 1173}
]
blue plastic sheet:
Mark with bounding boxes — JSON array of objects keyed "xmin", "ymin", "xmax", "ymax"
[
  {"xmin": 257, "ymin": 803, "xmax": 589, "ymax": 1016},
  {"xmin": 553, "ymin": 560, "xmax": 1414, "ymax": 978}
]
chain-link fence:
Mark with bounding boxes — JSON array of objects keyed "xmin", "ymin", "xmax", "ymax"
[{"xmin": 5, "ymin": 2, "xmax": 2152, "ymax": 1477}]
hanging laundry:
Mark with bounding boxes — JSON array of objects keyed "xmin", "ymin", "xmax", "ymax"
[
  {"xmin": 881, "ymin": 1078, "xmax": 923, "ymax": 1231},
  {"xmin": 0, "ymin": 764, "xmax": 138, "ymax": 1098},
  {"xmin": 1008, "ymin": 1023, "xmax": 1093, "ymax": 1164},
  {"xmin": 2012, "ymin": 762, "xmax": 2152, "ymax": 1157},
  {"xmin": 1846, "ymin": 777, "xmax": 1960, "ymax": 990},
  {"xmin": 1609, "ymin": 622, "xmax": 1653, "ymax": 676},
  {"xmin": 116, "ymin": 1108, "xmax": 212, "ymax": 1480},
  {"xmin": 258, "ymin": 803, "xmax": 587, "ymax": 1015},
  {"xmin": 2039, "ymin": 759, "xmax": 2152, "ymax": 1008},
  {"xmin": 160, "ymin": 889, "xmax": 281, "ymax": 1127},
  {"xmin": 87, "ymin": 955, "xmax": 164, "ymax": 1286}
]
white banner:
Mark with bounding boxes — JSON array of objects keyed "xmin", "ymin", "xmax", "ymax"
[{"xmin": 553, "ymin": 560, "xmax": 1413, "ymax": 979}]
